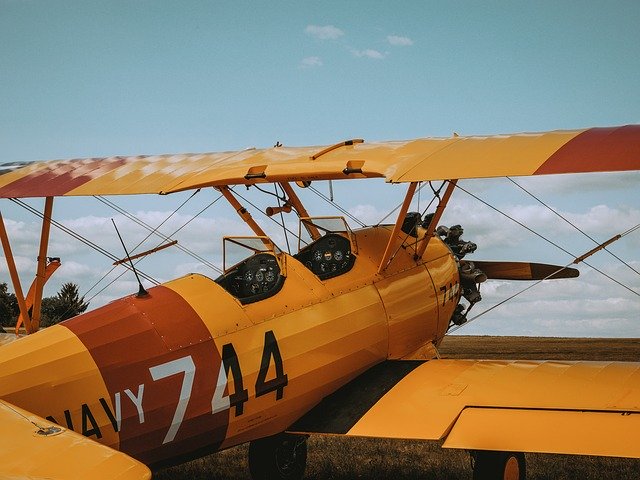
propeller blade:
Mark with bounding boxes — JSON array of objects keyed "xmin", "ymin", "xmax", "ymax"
[{"xmin": 471, "ymin": 261, "xmax": 579, "ymax": 281}]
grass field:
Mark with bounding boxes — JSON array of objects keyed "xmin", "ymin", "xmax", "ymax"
[{"xmin": 155, "ymin": 336, "xmax": 640, "ymax": 479}]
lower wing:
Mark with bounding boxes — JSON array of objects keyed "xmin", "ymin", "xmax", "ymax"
[
  {"xmin": 289, "ymin": 359, "xmax": 640, "ymax": 458},
  {"xmin": 0, "ymin": 399, "xmax": 151, "ymax": 479}
]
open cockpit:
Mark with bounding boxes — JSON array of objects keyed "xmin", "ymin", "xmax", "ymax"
[{"xmin": 215, "ymin": 217, "xmax": 358, "ymax": 303}]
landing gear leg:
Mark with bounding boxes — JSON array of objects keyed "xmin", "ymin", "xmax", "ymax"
[
  {"xmin": 248, "ymin": 433, "xmax": 308, "ymax": 480},
  {"xmin": 471, "ymin": 450, "xmax": 526, "ymax": 480}
]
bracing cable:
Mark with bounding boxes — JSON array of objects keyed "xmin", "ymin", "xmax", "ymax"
[
  {"xmin": 84, "ymin": 192, "xmax": 225, "ymax": 303},
  {"xmin": 454, "ymin": 184, "xmax": 638, "ymax": 293},
  {"xmin": 9, "ymin": 198, "xmax": 159, "ymax": 286},
  {"xmin": 507, "ymin": 177, "xmax": 640, "ymax": 277},
  {"xmin": 308, "ymin": 185, "xmax": 366, "ymax": 227},
  {"xmin": 449, "ymin": 225, "xmax": 640, "ymax": 334},
  {"xmin": 232, "ymin": 187, "xmax": 305, "ymax": 246},
  {"xmin": 95, "ymin": 194, "xmax": 222, "ymax": 272},
  {"xmin": 446, "ymin": 185, "xmax": 640, "ymax": 335},
  {"xmin": 374, "ymin": 181, "xmax": 442, "ymax": 227}
]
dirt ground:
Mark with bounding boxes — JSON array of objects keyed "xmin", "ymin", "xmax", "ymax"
[{"xmin": 155, "ymin": 336, "xmax": 640, "ymax": 479}]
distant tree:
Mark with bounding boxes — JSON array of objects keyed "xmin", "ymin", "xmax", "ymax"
[
  {"xmin": 40, "ymin": 282, "xmax": 89, "ymax": 327},
  {"xmin": 0, "ymin": 282, "xmax": 89, "ymax": 330},
  {"xmin": 0, "ymin": 283, "xmax": 19, "ymax": 329}
]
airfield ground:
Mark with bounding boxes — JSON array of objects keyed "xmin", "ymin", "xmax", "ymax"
[{"xmin": 155, "ymin": 336, "xmax": 640, "ymax": 479}]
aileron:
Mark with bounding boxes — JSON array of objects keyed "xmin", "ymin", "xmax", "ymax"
[{"xmin": 443, "ymin": 407, "xmax": 640, "ymax": 458}]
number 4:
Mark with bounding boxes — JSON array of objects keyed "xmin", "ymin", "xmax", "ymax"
[
  {"xmin": 255, "ymin": 331, "xmax": 288, "ymax": 400},
  {"xmin": 212, "ymin": 343, "xmax": 249, "ymax": 416},
  {"xmin": 211, "ymin": 330, "xmax": 288, "ymax": 418}
]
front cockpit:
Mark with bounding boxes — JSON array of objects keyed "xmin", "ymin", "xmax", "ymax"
[{"xmin": 215, "ymin": 237, "xmax": 285, "ymax": 304}]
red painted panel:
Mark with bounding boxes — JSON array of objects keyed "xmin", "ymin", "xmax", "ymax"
[
  {"xmin": 0, "ymin": 157, "xmax": 126, "ymax": 198},
  {"xmin": 63, "ymin": 286, "xmax": 227, "ymax": 466},
  {"xmin": 535, "ymin": 125, "xmax": 640, "ymax": 175}
]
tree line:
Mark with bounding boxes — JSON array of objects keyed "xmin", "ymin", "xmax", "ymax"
[{"xmin": 0, "ymin": 282, "xmax": 88, "ymax": 331}]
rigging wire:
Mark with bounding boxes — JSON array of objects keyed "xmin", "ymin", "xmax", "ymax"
[
  {"xmin": 9, "ymin": 198, "xmax": 159, "ymax": 285},
  {"xmin": 449, "ymin": 225, "xmax": 640, "ymax": 334},
  {"xmin": 453, "ymin": 183, "xmax": 639, "ymax": 290},
  {"xmin": 95, "ymin": 194, "xmax": 222, "ymax": 272},
  {"xmin": 252, "ymin": 183, "xmax": 286, "ymax": 202},
  {"xmin": 374, "ymin": 181, "xmax": 442, "ymax": 226},
  {"xmin": 446, "ymin": 185, "xmax": 640, "ymax": 334},
  {"xmin": 83, "ymin": 192, "xmax": 225, "ymax": 304},
  {"xmin": 384, "ymin": 187, "xmax": 443, "ymax": 266},
  {"xmin": 88, "ymin": 190, "xmax": 201, "ymax": 298},
  {"xmin": 308, "ymin": 185, "xmax": 366, "ymax": 227},
  {"xmin": 233, "ymin": 187, "xmax": 307, "ymax": 247},
  {"xmin": 507, "ymin": 177, "xmax": 640, "ymax": 277},
  {"xmin": 374, "ymin": 181, "xmax": 445, "ymax": 268}
]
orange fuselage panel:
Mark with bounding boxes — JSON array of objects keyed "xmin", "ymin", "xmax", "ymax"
[{"xmin": 0, "ymin": 226, "xmax": 458, "ymax": 467}]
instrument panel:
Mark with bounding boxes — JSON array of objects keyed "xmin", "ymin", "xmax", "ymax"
[
  {"xmin": 216, "ymin": 253, "xmax": 284, "ymax": 304},
  {"xmin": 294, "ymin": 233, "xmax": 355, "ymax": 280}
]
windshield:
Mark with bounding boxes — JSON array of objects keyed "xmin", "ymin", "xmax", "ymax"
[{"xmin": 223, "ymin": 236, "xmax": 280, "ymax": 272}]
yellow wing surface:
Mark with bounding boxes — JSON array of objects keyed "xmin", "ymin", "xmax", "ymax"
[
  {"xmin": 290, "ymin": 359, "xmax": 640, "ymax": 458},
  {"xmin": 0, "ymin": 125, "xmax": 638, "ymax": 198},
  {"xmin": 0, "ymin": 400, "xmax": 151, "ymax": 479}
]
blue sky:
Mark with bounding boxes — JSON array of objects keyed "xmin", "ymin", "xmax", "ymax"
[{"xmin": 1, "ymin": 1, "xmax": 639, "ymax": 336}]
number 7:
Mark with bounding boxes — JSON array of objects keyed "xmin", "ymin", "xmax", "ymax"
[{"xmin": 149, "ymin": 356, "xmax": 196, "ymax": 444}]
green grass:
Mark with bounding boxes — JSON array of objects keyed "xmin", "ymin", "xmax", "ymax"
[{"xmin": 155, "ymin": 336, "xmax": 640, "ymax": 479}]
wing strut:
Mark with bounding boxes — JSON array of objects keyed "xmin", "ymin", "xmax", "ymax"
[
  {"xmin": 377, "ymin": 182, "xmax": 418, "ymax": 274},
  {"xmin": 15, "ymin": 258, "xmax": 61, "ymax": 334},
  {"xmin": 0, "ymin": 210, "xmax": 32, "ymax": 333},
  {"xmin": 279, "ymin": 182, "xmax": 321, "ymax": 241},
  {"xmin": 416, "ymin": 180, "xmax": 458, "ymax": 259},
  {"xmin": 30, "ymin": 196, "xmax": 54, "ymax": 332},
  {"xmin": 218, "ymin": 186, "xmax": 269, "ymax": 239}
]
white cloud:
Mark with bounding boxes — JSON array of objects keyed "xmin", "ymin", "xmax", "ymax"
[
  {"xmin": 305, "ymin": 25, "xmax": 344, "ymax": 40},
  {"xmin": 56, "ymin": 260, "xmax": 94, "ymax": 280},
  {"xmin": 300, "ymin": 56, "xmax": 323, "ymax": 68},
  {"xmin": 351, "ymin": 49, "xmax": 386, "ymax": 60},
  {"xmin": 387, "ymin": 35, "xmax": 414, "ymax": 46},
  {"xmin": 349, "ymin": 204, "xmax": 387, "ymax": 225},
  {"xmin": 515, "ymin": 171, "xmax": 640, "ymax": 195}
]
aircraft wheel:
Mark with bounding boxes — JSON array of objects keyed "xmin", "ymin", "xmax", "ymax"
[
  {"xmin": 471, "ymin": 450, "xmax": 526, "ymax": 480},
  {"xmin": 248, "ymin": 433, "xmax": 307, "ymax": 480}
]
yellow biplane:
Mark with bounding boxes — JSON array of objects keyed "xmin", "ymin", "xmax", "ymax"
[{"xmin": 0, "ymin": 125, "xmax": 638, "ymax": 480}]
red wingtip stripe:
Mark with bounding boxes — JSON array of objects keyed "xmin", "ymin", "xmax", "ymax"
[
  {"xmin": 0, "ymin": 158, "xmax": 126, "ymax": 198},
  {"xmin": 535, "ymin": 125, "xmax": 640, "ymax": 175}
]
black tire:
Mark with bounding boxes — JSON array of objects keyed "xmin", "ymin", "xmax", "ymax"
[
  {"xmin": 248, "ymin": 433, "xmax": 308, "ymax": 480},
  {"xmin": 472, "ymin": 450, "xmax": 526, "ymax": 480}
]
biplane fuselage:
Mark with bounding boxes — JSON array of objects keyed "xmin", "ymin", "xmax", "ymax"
[{"xmin": 0, "ymin": 224, "xmax": 459, "ymax": 466}]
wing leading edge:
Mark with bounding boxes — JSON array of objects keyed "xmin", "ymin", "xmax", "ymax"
[
  {"xmin": 0, "ymin": 125, "xmax": 638, "ymax": 198},
  {"xmin": 289, "ymin": 359, "xmax": 640, "ymax": 458}
]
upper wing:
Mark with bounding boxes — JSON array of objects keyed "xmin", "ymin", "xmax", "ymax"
[
  {"xmin": 0, "ymin": 125, "xmax": 638, "ymax": 198},
  {"xmin": 0, "ymin": 399, "xmax": 151, "ymax": 479},
  {"xmin": 289, "ymin": 359, "xmax": 640, "ymax": 458}
]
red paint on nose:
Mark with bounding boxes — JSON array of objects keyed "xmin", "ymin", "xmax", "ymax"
[{"xmin": 63, "ymin": 286, "xmax": 227, "ymax": 466}]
